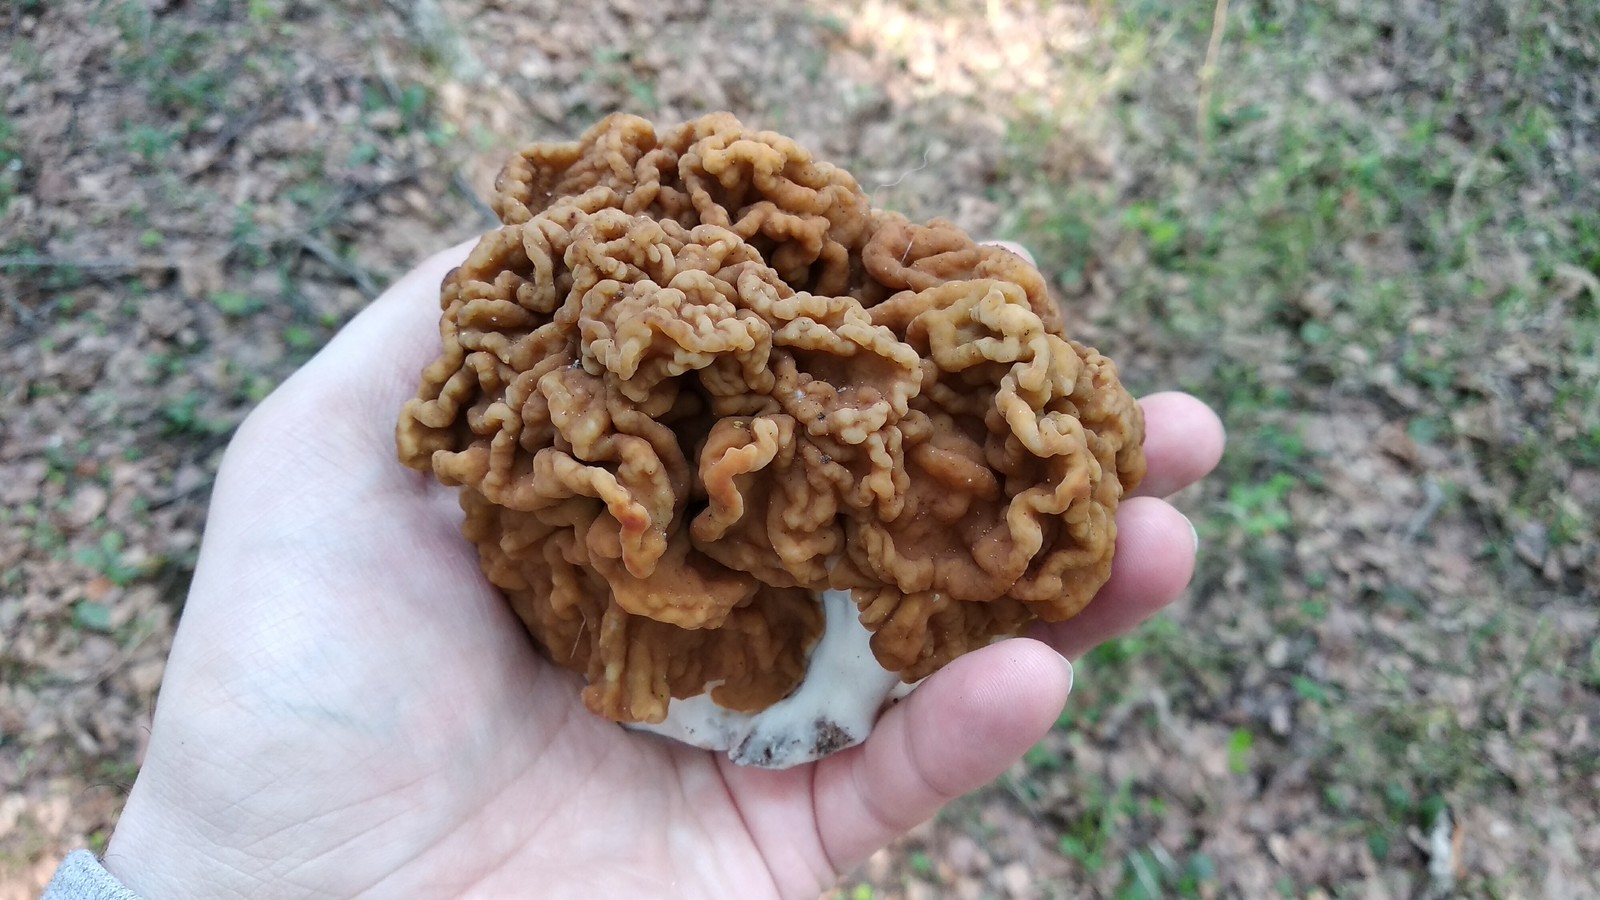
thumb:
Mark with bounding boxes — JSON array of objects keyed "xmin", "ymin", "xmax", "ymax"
[{"xmin": 808, "ymin": 638, "xmax": 1072, "ymax": 874}]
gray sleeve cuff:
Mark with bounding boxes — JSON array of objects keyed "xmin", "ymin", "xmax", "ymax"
[{"xmin": 40, "ymin": 851, "xmax": 141, "ymax": 900}]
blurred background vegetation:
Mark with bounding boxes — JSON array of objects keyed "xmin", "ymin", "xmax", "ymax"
[{"xmin": 2, "ymin": 0, "xmax": 1595, "ymax": 896}]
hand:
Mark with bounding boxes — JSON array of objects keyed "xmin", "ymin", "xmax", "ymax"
[{"xmin": 103, "ymin": 241, "xmax": 1223, "ymax": 899}]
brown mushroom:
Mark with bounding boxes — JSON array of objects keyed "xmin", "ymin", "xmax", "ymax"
[{"xmin": 397, "ymin": 113, "xmax": 1144, "ymax": 738}]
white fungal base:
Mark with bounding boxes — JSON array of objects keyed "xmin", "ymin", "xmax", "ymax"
[{"xmin": 628, "ymin": 589, "xmax": 910, "ymax": 769}]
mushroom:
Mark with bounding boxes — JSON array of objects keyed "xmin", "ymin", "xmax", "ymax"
[{"xmin": 397, "ymin": 113, "xmax": 1145, "ymax": 768}]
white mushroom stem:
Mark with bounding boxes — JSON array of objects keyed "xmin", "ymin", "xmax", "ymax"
[{"xmin": 628, "ymin": 590, "xmax": 906, "ymax": 768}]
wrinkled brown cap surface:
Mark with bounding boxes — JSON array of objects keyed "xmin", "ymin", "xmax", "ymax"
[{"xmin": 397, "ymin": 113, "xmax": 1145, "ymax": 724}]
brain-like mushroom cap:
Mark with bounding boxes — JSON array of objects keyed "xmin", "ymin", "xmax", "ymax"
[{"xmin": 397, "ymin": 113, "xmax": 1145, "ymax": 724}]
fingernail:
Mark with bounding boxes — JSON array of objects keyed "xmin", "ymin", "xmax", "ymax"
[
  {"xmin": 980, "ymin": 239, "xmax": 1037, "ymax": 267},
  {"xmin": 1059, "ymin": 654, "xmax": 1075, "ymax": 694},
  {"xmin": 1186, "ymin": 514, "xmax": 1199, "ymax": 552}
]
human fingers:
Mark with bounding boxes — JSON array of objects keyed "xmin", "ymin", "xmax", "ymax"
[
  {"xmin": 981, "ymin": 239, "xmax": 1035, "ymax": 266},
  {"xmin": 1029, "ymin": 496, "xmax": 1196, "ymax": 659},
  {"xmin": 945, "ymin": 248, "xmax": 1217, "ymax": 654},
  {"xmin": 1133, "ymin": 391, "xmax": 1225, "ymax": 498},
  {"xmin": 980, "ymin": 243, "xmax": 1224, "ymax": 497},
  {"xmin": 808, "ymin": 638, "xmax": 1071, "ymax": 874}
]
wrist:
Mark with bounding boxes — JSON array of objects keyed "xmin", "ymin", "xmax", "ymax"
[{"xmin": 102, "ymin": 779, "xmax": 211, "ymax": 899}]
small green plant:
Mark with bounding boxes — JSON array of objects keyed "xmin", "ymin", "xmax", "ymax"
[
  {"xmin": 1116, "ymin": 847, "xmax": 1216, "ymax": 899},
  {"xmin": 242, "ymin": 374, "xmax": 277, "ymax": 403},
  {"xmin": 1291, "ymin": 675, "xmax": 1333, "ymax": 706},
  {"xmin": 29, "ymin": 519, "xmax": 67, "ymax": 554},
  {"xmin": 1223, "ymin": 474, "xmax": 1295, "ymax": 537},
  {"xmin": 397, "ymin": 84, "xmax": 429, "ymax": 123},
  {"xmin": 1121, "ymin": 201, "xmax": 1186, "ymax": 262},
  {"xmin": 72, "ymin": 531, "xmax": 151, "ymax": 587},
  {"xmin": 907, "ymin": 849, "xmax": 933, "ymax": 878},
  {"xmin": 1024, "ymin": 741, "xmax": 1063, "ymax": 771},
  {"xmin": 227, "ymin": 207, "xmax": 274, "ymax": 269},
  {"xmin": 1226, "ymin": 728, "xmax": 1254, "ymax": 775},
  {"xmin": 246, "ymin": 0, "xmax": 279, "ymax": 25},
  {"xmin": 123, "ymin": 124, "xmax": 182, "ymax": 163},
  {"xmin": 209, "ymin": 290, "xmax": 262, "ymax": 317},
  {"xmin": 0, "ymin": 113, "xmax": 22, "ymax": 210},
  {"xmin": 347, "ymin": 142, "xmax": 379, "ymax": 166},
  {"xmin": 1057, "ymin": 780, "xmax": 1140, "ymax": 874},
  {"xmin": 71, "ymin": 600, "xmax": 116, "ymax": 633},
  {"xmin": 282, "ymin": 324, "xmax": 320, "ymax": 351},
  {"xmin": 161, "ymin": 392, "xmax": 231, "ymax": 436}
]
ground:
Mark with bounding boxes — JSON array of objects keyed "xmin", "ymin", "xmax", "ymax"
[{"xmin": 2, "ymin": 0, "xmax": 1597, "ymax": 896}]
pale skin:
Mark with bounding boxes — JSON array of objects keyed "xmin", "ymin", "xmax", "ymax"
[{"xmin": 103, "ymin": 240, "xmax": 1225, "ymax": 899}]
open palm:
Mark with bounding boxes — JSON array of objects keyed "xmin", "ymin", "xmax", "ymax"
[{"xmin": 102, "ymin": 242, "xmax": 1223, "ymax": 899}]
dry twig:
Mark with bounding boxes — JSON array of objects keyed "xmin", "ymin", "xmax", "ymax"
[
  {"xmin": 453, "ymin": 168, "xmax": 499, "ymax": 228},
  {"xmin": 1401, "ymin": 479, "xmax": 1447, "ymax": 543},
  {"xmin": 0, "ymin": 255, "xmax": 175, "ymax": 274},
  {"xmin": 296, "ymin": 234, "xmax": 381, "ymax": 300}
]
